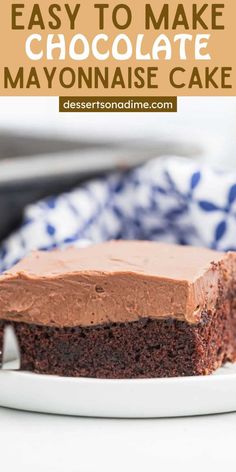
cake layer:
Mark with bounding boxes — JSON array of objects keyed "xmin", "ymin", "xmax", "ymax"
[
  {"xmin": 0, "ymin": 296, "xmax": 235, "ymax": 377},
  {"xmin": 0, "ymin": 241, "xmax": 234, "ymax": 327}
]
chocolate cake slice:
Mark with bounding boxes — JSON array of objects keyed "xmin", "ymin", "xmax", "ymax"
[{"xmin": 0, "ymin": 241, "xmax": 235, "ymax": 378}]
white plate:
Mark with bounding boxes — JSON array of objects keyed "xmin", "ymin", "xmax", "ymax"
[{"xmin": 0, "ymin": 363, "xmax": 236, "ymax": 418}]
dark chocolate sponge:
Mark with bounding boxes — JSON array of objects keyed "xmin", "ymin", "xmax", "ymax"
[{"xmin": 0, "ymin": 291, "xmax": 235, "ymax": 378}]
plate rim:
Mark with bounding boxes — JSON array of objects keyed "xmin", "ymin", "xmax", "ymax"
[{"xmin": 1, "ymin": 363, "xmax": 236, "ymax": 385}]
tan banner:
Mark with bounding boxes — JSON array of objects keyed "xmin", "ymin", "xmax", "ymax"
[{"xmin": 0, "ymin": 1, "xmax": 235, "ymax": 96}]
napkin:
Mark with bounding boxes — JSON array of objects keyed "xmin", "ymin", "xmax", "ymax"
[{"xmin": 1, "ymin": 156, "xmax": 236, "ymax": 272}]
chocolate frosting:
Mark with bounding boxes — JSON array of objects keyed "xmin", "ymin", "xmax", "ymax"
[{"xmin": 0, "ymin": 241, "xmax": 234, "ymax": 327}]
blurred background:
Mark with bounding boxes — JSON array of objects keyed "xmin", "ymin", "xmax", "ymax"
[{"xmin": 0, "ymin": 96, "xmax": 235, "ymax": 243}]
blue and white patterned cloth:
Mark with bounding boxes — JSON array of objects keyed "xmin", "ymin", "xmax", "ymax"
[{"xmin": 1, "ymin": 156, "xmax": 236, "ymax": 272}]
